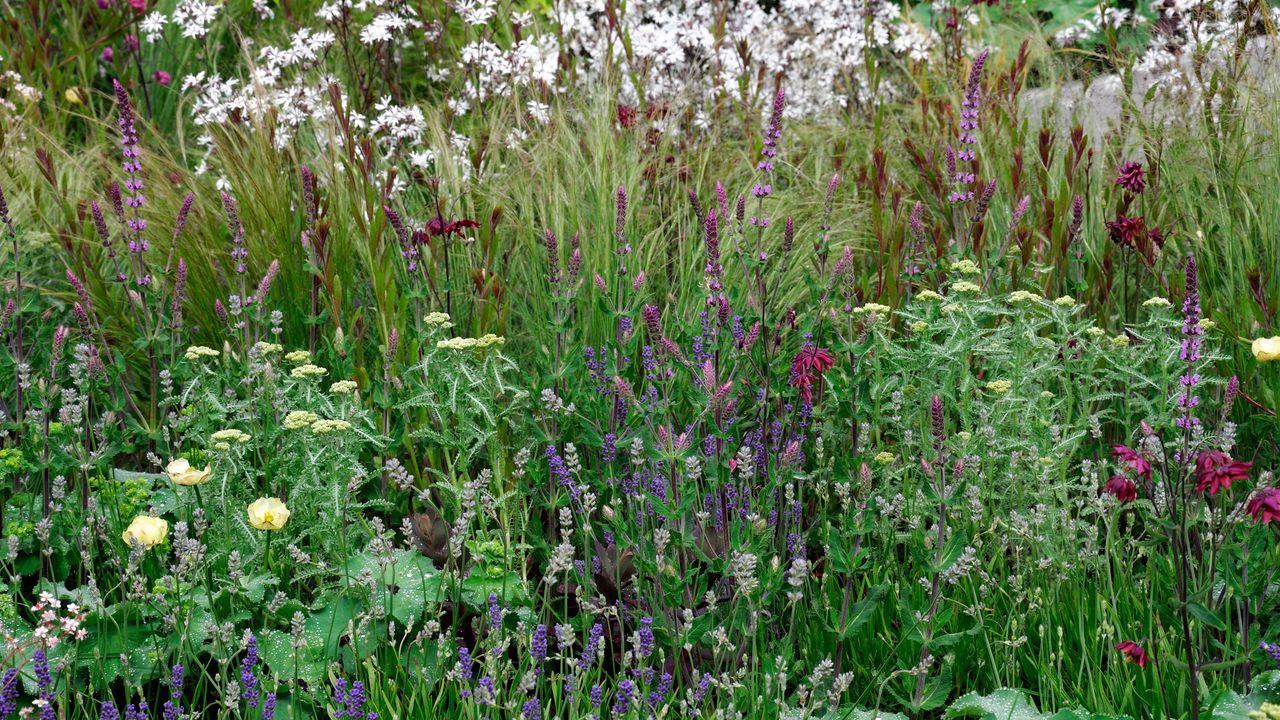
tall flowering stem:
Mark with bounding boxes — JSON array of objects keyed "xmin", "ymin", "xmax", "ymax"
[{"xmin": 113, "ymin": 80, "xmax": 151, "ymax": 288}]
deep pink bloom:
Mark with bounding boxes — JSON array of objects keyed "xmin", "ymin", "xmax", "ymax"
[
  {"xmin": 127, "ymin": 0, "xmax": 145, "ymax": 11},
  {"xmin": 1195, "ymin": 450, "xmax": 1252, "ymax": 495},
  {"xmin": 1248, "ymin": 488, "xmax": 1280, "ymax": 524},
  {"xmin": 1103, "ymin": 476, "xmax": 1137, "ymax": 503},
  {"xmin": 153, "ymin": 70, "xmax": 172, "ymax": 86},
  {"xmin": 101, "ymin": 46, "xmax": 114, "ymax": 63},
  {"xmin": 1115, "ymin": 161, "xmax": 1146, "ymax": 194},
  {"xmin": 1115, "ymin": 641, "xmax": 1149, "ymax": 668},
  {"xmin": 1111, "ymin": 444, "xmax": 1151, "ymax": 479},
  {"xmin": 1106, "ymin": 215, "xmax": 1146, "ymax": 248},
  {"xmin": 790, "ymin": 346, "xmax": 835, "ymax": 402}
]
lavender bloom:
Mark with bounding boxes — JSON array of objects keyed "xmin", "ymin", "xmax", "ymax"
[
  {"xmin": 98, "ymin": 701, "xmax": 119, "ymax": 720},
  {"xmin": 222, "ymin": 192, "xmax": 249, "ymax": 277},
  {"xmin": 1176, "ymin": 256, "xmax": 1202, "ymax": 429},
  {"xmin": 521, "ymin": 698, "xmax": 541, "ymax": 720},
  {"xmin": 262, "ymin": 693, "xmax": 276, "ymax": 720},
  {"xmin": 173, "ymin": 192, "xmax": 195, "ymax": 240},
  {"xmin": 346, "ymin": 681, "xmax": 367, "ymax": 717},
  {"xmin": 0, "ymin": 669, "xmax": 16, "ymax": 719},
  {"xmin": 757, "ymin": 87, "xmax": 785, "ymax": 173},
  {"xmin": 590, "ymin": 684, "xmax": 603, "ymax": 708},
  {"xmin": 33, "ymin": 650, "xmax": 53, "ymax": 720},
  {"xmin": 949, "ymin": 51, "xmax": 988, "ymax": 204},
  {"xmin": 124, "ymin": 703, "xmax": 148, "ymax": 720},
  {"xmin": 637, "ymin": 616, "xmax": 654, "ymax": 658},
  {"xmin": 612, "ymin": 680, "xmax": 636, "ymax": 715},
  {"xmin": 488, "ymin": 592, "xmax": 502, "ymax": 631},
  {"xmin": 163, "ymin": 664, "xmax": 185, "ymax": 720},
  {"xmin": 578, "ymin": 622, "xmax": 604, "ymax": 670},
  {"xmin": 457, "ymin": 646, "xmax": 474, "ymax": 680},
  {"xmin": 1262, "ymin": 641, "xmax": 1280, "ymax": 667},
  {"xmin": 241, "ymin": 635, "xmax": 260, "ymax": 709},
  {"xmin": 113, "ymin": 80, "xmax": 150, "ymax": 285},
  {"xmin": 530, "ymin": 623, "xmax": 548, "ymax": 663}
]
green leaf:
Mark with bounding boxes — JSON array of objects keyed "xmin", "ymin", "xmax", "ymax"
[
  {"xmin": 1188, "ymin": 602, "xmax": 1227, "ymax": 632},
  {"xmin": 946, "ymin": 688, "xmax": 1046, "ymax": 719}
]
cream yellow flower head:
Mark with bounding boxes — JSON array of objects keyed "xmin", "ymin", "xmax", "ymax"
[
  {"xmin": 1054, "ymin": 296, "xmax": 1076, "ymax": 307},
  {"xmin": 874, "ymin": 451, "xmax": 896, "ymax": 465},
  {"xmin": 1253, "ymin": 336, "xmax": 1280, "ymax": 362},
  {"xmin": 211, "ymin": 429, "xmax": 251, "ymax": 445},
  {"xmin": 310, "ymin": 419, "xmax": 352, "ymax": 434},
  {"xmin": 1142, "ymin": 297, "xmax": 1171, "ymax": 308},
  {"xmin": 985, "ymin": 379, "xmax": 1012, "ymax": 394},
  {"xmin": 910, "ymin": 320, "xmax": 929, "ymax": 333},
  {"xmin": 247, "ymin": 497, "xmax": 290, "ymax": 531},
  {"xmin": 1085, "ymin": 326, "xmax": 1106, "ymax": 338},
  {"xmin": 915, "ymin": 289, "xmax": 942, "ymax": 302},
  {"xmin": 1008, "ymin": 290, "xmax": 1042, "ymax": 304},
  {"xmin": 184, "ymin": 346, "xmax": 220, "ymax": 362},
  {"xmin": 951, "ymin": 281, "xmax": 981, "ymax": 294},
  {"xmin": 855, "ymin": 302, "xmax": 892, "ymax": 316},
  {"xmin": 437, "ymin": 334, "xmax": 506, "ymax": 350},
  {"xmin": 165, "ymin": 458, "xmax": 211, "ymax": 487},
  {"xmin": 424, "ymin": 312, "xmax": 454, "ymax": 328},
  {"xmin": 940, "ymin": 303, "xmax": 962, "ymax": 315},
  {"xmin": 283, "ymin": 411, "xmax": 320, "ymax": 430},
  {"xmin": 329, "ymin": 380, "xmax": 359, "ymax": 395},
  {"xmin": 1111, "ymin": 334, "xmax": 1131, "ymax": 348},
  {"xmin": 950, "ymin": 259, "xmax": 981, "ymax": 275},
  {"xmin": 291, "ymin": 363, "xmax": 328, "ymax": 379},
  {"xmin": 122, "ymin": 515, "xmax": 168, "ymax": 549},
  {"xmin": 253, "ymin": 341, "xmax": 283, "ymax": 355},
  {"xmin": 284, "ymin": 350, "xmax": 311, "ymax": 364}
]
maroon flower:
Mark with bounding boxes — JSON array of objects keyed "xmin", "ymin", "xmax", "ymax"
[
  {"xmin": 1249, "ymin": 486, "xmax": 1280, "ymax": 520},
  {"xmin": 1111, "ymin": 444, "xmax": 1152, "ymax": 479},
  {"xmin": 422, "ymin": 214, "xmax": 479, "ymax": 240},
  {"xmin": 790, "ymin": 346, "xmax": 836, "ymax": 403},
  {"xmin": 616, "ymin": 103, "xmax": 637, "ymax": 128},
  {"xmin": 1116, "ymin": 161, "xmax": 1146, "ymax": 194},
  {"xmin": 1247, "ymin": 488, "xmax": 1280, "ymax": 524},
  {"xmin": 1103, "ymin": 475, "xmax": 1137, "ymax": 503},
  {"xmin": 1106, "ymin": 215, "xmax": 1146, "ymax": 248},
  {"xmin": 1115, "ymin": 641, "xmax": 1149, "ymax": 668},
  {"xmin": 1194, "ymin": 450, "xmax": 1252, "ymax": 495}
]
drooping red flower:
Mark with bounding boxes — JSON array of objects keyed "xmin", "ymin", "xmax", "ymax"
[
  {"xmin": 1103, "ymin": 475, "xmax": 1137, "ymax": 503},
  {"xmin": 790, "ymin": 346, "xmax": 836, "ymax": 403},
  {"xmin": 1195, "ymin": 450, "xmax": 1252, "ymax": 495},
  {"xmin": 1248, "ymin": 488, "xmax": 1280, "ymax": 524},
  {"xmin": 1115, "ymin": 161, "xmax": 1146, "ymax": 194},
  {"xmin": 1115, "ymin": 641, "xmax": 1149, "ymax": 668},
  {"xmin": 1111, "ymin": 444, "xmax": 1152, "ymax": 479},
  {"xmin": 1106, "ymin": 215, "xmax": 1147, "ymax": 248},
  {"xmin": 423, "ymin": 214, "xmax": 480, "ymax": 239}
]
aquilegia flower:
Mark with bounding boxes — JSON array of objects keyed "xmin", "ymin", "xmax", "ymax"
[
  {"xmin": 1103, "ymin": 475, "xmax": 1137, "ymax": 503},
  {"xmin": 1247, "ymin": 488, "xmax": 1280, "ymax": 524},
  {"xmin": 1111, "ymin": 444, "xmax": 1152, "ymax": 479},
  {"xmin": 1194, "ymin": 450, "xmax": 1252, "ymax": 495},
  {"xmin": 1115, "ymin": 161, "xmax": 1146, "ymax": 194},
  {"xmin": 247, "ymin": 497, "xmax": 291, "ymax": 531},
  {"xmin": 1115, "ymin": 640, "xmax": 1149, "ymax": 668}
]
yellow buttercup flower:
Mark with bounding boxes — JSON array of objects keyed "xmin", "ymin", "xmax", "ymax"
[
  {"xmin": 247, "ymin": 497, "xmax": 291, "ymax": 531},
  {"xmin": 122, "ymin": 515, "xmax": 168, "ymax": 548},
  {"xmin": 1251, "ymin": 336, "xmax": 1280, "ymax": 362},
  {"xmin": 165, "ymin": 457, "xmax": 211, "ymax": 487}
]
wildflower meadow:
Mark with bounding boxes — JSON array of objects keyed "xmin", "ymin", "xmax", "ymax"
[{"xmin": 2, "ymin": 0, "xmax": 1280, "ymax": 718}]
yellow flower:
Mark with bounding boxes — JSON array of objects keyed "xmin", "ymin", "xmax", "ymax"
[
  {"xmin": 253, "ymin": 341, "xmax": 283, "ymax": 355},
  {"xmin": 915, "ymin": 290, "xmax": 942, "ymax": 302},
  {"xmin": 985, "ymin": 379, "xmax": 1012, "ymax": 394},
  {"xmin": 1008, "ymin": 290, "xmax": 1042, "ymax": 304},
  {"xmin": 290, "ymin": 363, "xmax": 328, "ymax": 378},
  {"xmin": 1142, "ymin": 297, "xmax": 1171, "ymax": 308},
  {"xmin": 910, "ymin": 321, "xmax": 929, "ymax": 333},
  {"xmin": 1198, "ymin": 319, "xmax": 1215, "ymax": 331},
  {"xmin": 184, "ymin": 345, "xmax": 220, "ymax": 361},
  {"xmin": 424, "ymin": 312, "xmax": 453, "ymax": 327},
  {"xmin": 950, "ymin": 259, "xmax": 981, "ymax": 275},
  {"xmin": 122, "ymin": 515, "xmax": 168, "ymax": 548},
  {"xmin": 284, "ymin": 350, "xmax": 311, "ymax": 364},
  {"xmin": 874, "ymin": 451, "xmax": 896, "ymax": 465},
  {"xmin": 854, "ymin": 302, "xmax": 892, "ymax": 316},
  {"xmin": 211, "ymin": 429, "xmax": 251, "ymax": 444},
  {"xmin": 1253, "ymin": 336, "xmax": 1280, "ymax": 362},
  {"xmin": 247, "ymin": 497, "xmax": 291, "ymax": 531},
  {"xmin": 165, "ymin": 458, "xmax": 211, "ymax": 487},
  {"xmin": 283, "ymin": 410, "xmax": 319, "ymax": 430},
  {"xmin": 64, "ymin": 87, "xmax": 85, "ymax": 105},
  {"xmin": 329, "ymin": 380, "xmax": 359, "ymax": 395},
  {"xmin": 951, "ymin": 281, "xmax": 980, "ymax": 294},
  {"xmin": 1085, "ymin": 326, "xmax": 1106, "ymax": 338},
  {"xmin": 1054, "ymin": 296, "xmax": 1076, "ymax": 307},
  {"xmin": 310, "ymin": 419, "xmax": 352, "ymax": 434},
  {"xmin": 1111, "ymin": 334, "xmax": 1131, "ymax": 348}
]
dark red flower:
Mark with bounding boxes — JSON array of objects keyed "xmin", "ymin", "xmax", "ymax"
[
  {"xmin": 790, "ymin": 346, "xmax": 836, "ymax": 403},
  {"xmin": 1106, "ymin": 215, "xmax": 1147, "ymax": 248},
  {"xmin": 616, "ymin": 103, "xmax": 637, "ymax": 128},
  {"xmin": 1103, "ymin": 475, "xmax": 1137, "ymax": 503},
  {"xmin": 1195, "ymin": 450, "xmax": 1252, "ymax": 495},
  {"xmin": 1248, "ymin": 488, "xmax": 1280, "ymax": 524},
  {"xmin": 1115, "ymin": 641, "xmax": 1149, "ymax": 668},
  {"xmin": 1115, "ymin": 161, "xmax": 1146, "ymax": 194},
  {"xmin": 424, "ymin": 214, "xmax": 479, "ymax": 239},
  {"xmin": 1112, "ymin": 444, "xmax": 1152, "ymax": 479}
]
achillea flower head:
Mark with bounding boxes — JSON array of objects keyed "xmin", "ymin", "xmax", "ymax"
[
  {"xmin": 1115, "ymin": 640, "xmax": 1149, "ymax": 668},
  {"xmin": 1194, "ymin": 450, "xmax": 1251, "ymax": 495},
  {"xmin": 1248, "ymin": 488, "xmax": 1280, "ymax": 524},
  {"xmin": 1103, "ymin": 475, "xmax": 1137, "ymax": 503},
  {"xmin": 1115, "ymin": 161, "xmax": 1146, "ymax": 194}
]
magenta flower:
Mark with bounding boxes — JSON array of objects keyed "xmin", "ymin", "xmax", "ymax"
[
  {"xmin": 790, "ymin": 345, "xmax": 835, "ymax": 403},
  {"xmin": 1247, "ymin": 488, "xmax": 1280, "ymax": 524},
  {"xmin": 1103, "ymin": 476, "xmax": 1137, "ymax": 503},
  {"xmin": 1195, "ymin": 450, "xmax": 1252, "ymax": 495},
  {"xmin": 1111, "ymin": 444, "xmax": 1151, "ymax": 479},
  {"xmin": 1115, "ymin": 641, "xmax": 1149, "ymax": 668},
  {"xmin": 153, "ymin": 70, "xmax": 172, "ymax": 85},
  {"xmin": 1115, "ymin": 161, "xmax": 1145, "ymax": 194}
]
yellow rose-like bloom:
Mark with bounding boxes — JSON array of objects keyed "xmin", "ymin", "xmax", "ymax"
[
  {"xmin": 1251, "ymin": 336, "xmax": 1280, "ymax": 362},
  {"xmin": 122, "ymin": 515, "xmax": 168, "ymax": 548},
  {"xmin": 165, "ymin": 458, "xmax": 211, "ymax": 486},
  {"xmin": 247, "ymin": 497, "xmax": 291, "ymax": 531}
]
